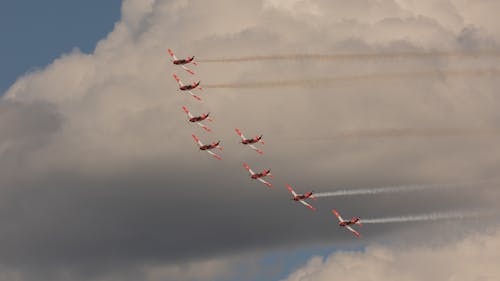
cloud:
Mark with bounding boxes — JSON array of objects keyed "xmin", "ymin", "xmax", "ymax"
[
  {"xmin": 282, "ymin": 228, "xmax": 500, "ymax": 281},
  {"xmin": 1, "ymin": 0, "xmax": 500, "ymax": 280}
]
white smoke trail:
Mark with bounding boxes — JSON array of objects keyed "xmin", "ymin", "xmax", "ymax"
[
  {"xmin": 314, "ymin": 183, "xmax": 464, "ymax": 198},
  {"xmin": 204, "ymin": 69, "xmax": 500, "ymax": 89},
  {"xmin": 199, "ymin": 50, "xmax": 500, "ymax": 63},
  {"xmin": 361, "ymin": 211, "xmax": 490, "ymax": 224},
  {"xmin": 331, "ymin": 128, "xmax": 500, "ymax": 138}
]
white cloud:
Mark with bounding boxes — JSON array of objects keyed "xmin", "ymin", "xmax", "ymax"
[{"xmin": 282, "ymin": 228, "xmax": 500, "ymax": 281}]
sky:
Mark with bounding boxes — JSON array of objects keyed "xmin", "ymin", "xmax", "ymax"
[
  {"xmin": 0, "ymin": 0, "xmax": 121, "ymax": 94},
  {"xmin": 1, "ymin": 0, "xmax": 500, "ymax": 281}
]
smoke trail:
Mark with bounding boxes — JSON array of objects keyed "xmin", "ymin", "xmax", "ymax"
[
  {"xmin": 361, "ymin": 211, "xmax": 491, "ymax": 224},
  {"xmin": 314, "ymin": 183, "xmax": 460, "ymax": 198},
  {"xmin": 315, "ymin": 180, "xmax": 498, "ymax": 198},
  {"xmin": 204, "ymin": 69, "xmax": 500, "ymax": 89},
  {"xmin": 199, "ymin": 50, "xmax": 500, "ymax": 63},
  {"xmin": 310, "ymin": 128, "xmax": 500, "ymax": 139}
]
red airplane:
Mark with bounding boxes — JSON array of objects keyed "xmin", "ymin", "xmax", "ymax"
[
  {"xmin": 173, "ymin": 74, "xmax": 202, "ymax": 101},
  {"xmin": 192, "ymin": 134, "xmax": 222, "ymax": 160},
  {"xmin": 182, "ymin": 106, "xmax": 212, "ymax": 132},
  {"xmin": 285, "ymin": 184, "xmax": 316, "ymax": 211},
  {"xmin": 332, "ymin": 209, "xmax": 362, "ymax": 237},
  {"xmin": 243, "ymin": 163, "xmax": 273, "ymax": 188},
  {"xmin": 235, "ymin": 128, "xmax": 264, "ymax": 155},
  {"xmin": 168, "ymin": 48, "xmax": 196, "ymax": 75}
]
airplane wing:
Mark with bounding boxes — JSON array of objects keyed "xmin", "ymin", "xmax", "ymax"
[
  {"xmin": 182, "ymin": 106, "xmax": 194, "ymax": 118},
  {"xmin": 168, "ymin": 48, "xmax": 178, "ymax": 60},
  {"xmin": 299, "ymin": 200, "xmax": 316, "ymax": 211},
  {"xmin": 196, "ymin": 122, "xmax": 211, "ymax": 132},
  {"xmin": 187, "ymin": 90, "xmax": 202, "ymax": 101},
  {"xmin": 206, "ymin": 150, "xmax": 222, "ymax": 160},
  {"xmin": 332, "ymin": 209, "xmax": 344, "ymax": 222},
  {"xmin": 235, "ymin": 128, "xmax": 247, "ymax": 140},
  {"xmin": 192, "ymin": 134, "xmax": 204, "ymax": 147},
  {"xmin": 182, "ymin": 65, "xmax": 195, "ymax": 75},
  {"xmin": 345, "ymin": 225, "xmax": 361, "ymax": 237},
  {"xmin": 258, "ymin": 178, "xmax": 273, "ymax": 188},
  {"xmin": 173, "ymin": 74, "xmax": 184, "ymax": 86},
  {"xmin": 249, "ymin": 144, "xmax": 264, "ymax": 155},
  {"xmin": 285, "ymin": 184, "xmax": 298, "ymax": 197},
  {"xmin": 243, "ymin": 163, "xmax": 256, "ymax": 175}
]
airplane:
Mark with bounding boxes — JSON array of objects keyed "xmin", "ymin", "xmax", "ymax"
[
  {"xmin": 182, "ymin": 106, "xmax": 212, "ymax": 132},
  {"xmin": 243, "ymin": 162, "xmax": 273, "ymax": 188},
  {"xmin": 235, "ymin": 128, "xmax": 264, "ymax": 155},
  {"xmin": 285, "ymin": 184, "xmax": 316, "ymax": 211},
  {"xmin": 168, "ymin": 48, "xmax": 196, "ymax": 75},
  {"xmin": 173, "ymin": 74, "xmax": 202, "ymax": 101},
  {"xmin": 332, "ymin": 209, "xmax": 362, "ymax": 237},
  {"xmin": 192, "ymin": 134, "xmax": 222, "ymax": 160}
]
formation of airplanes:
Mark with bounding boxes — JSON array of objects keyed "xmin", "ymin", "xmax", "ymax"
[{"xmin": 170, "ymin": 48, "xmax": 362, "ymax": 238}]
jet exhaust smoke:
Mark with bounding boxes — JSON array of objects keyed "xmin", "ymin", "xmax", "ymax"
[
  {"xmin": 204, "ymin": 69, "xmax": 500, "ymax": 89},
  {"xmin": 293, "ymin": 128, "xmax": 500, "ymax": 141},
  {"xmin": 328, "ymin": 128, "xmax": 500, "ymax": 138},
  {"xmin": 199, "ymin": 50, "xmax": 500, "ymax": 63},
  {"xmin": 314, "ymin": 180, "xmax": 498, "ymax": 198},
  {"xmin": 314, "ymin": 183, "xmax": 461, "ymax": 198},
  {"xmin": 361, "ymin": 211, "xmax": 491, "ymax": 224}
]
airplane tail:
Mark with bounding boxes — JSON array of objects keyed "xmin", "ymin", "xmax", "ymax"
[
  {"xmin": 352, "ymin": 217, "xmax": 362, "ymax": 226},
  {"xmin": 216, "ymin": 141, "xmax": 223, "ymax": 151}
]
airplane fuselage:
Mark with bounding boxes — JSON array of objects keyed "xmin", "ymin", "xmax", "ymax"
[
  {"xmin": 180, "ymin": 82, "xmax": 200, "ymax": 91},
  {"xmin": 251, "ymin": 171, "xmax": 269, "ymax": 179},
  {"xmin": 292, "ymin": 192, "xmax": 313, "ymax": 201},
  {"xmin": 339, "ymin": 218, "xmax": 360, "ymax": 226},
  {"xmin": 173, "ymin": 57, "xmax": 194, "ymax": 65},
  {"xmin": 242, "ymin": 139, "xmax": 255, "ymax": 144},
  {"xmin": 199, "ymin": 142, "xmax": 219, "ymax": 151},
  {"xmin": 189, "ymin": 115, "xmax": 207, "ymax": 122},
  {"xmin": 242, "ymin": 137, "xmax": 261, "ymax": 144}
]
